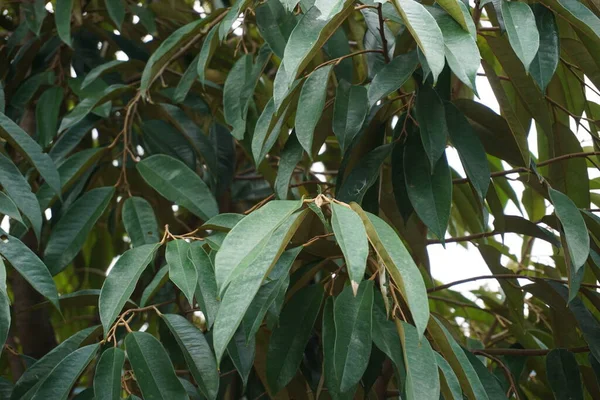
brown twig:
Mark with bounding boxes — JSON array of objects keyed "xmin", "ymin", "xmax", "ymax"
[
  {"xmin": 428, "ymin": 274, "xmax": 600, "ymax": 293},
  {"xmin": 473, "ymin": 346, "xmax": 589, "ymax": 356},
  {"xmin": 473, "ymin": 351, "xmax": 521, "ymax": 399}
]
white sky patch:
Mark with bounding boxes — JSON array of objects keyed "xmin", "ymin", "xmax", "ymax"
[
  {"xmin": 0, "ymin": 216, "xmax": 10, "ymax": 233},
  {"xmin": 115, "ymin": 51, "xmax": 129, "ymax": 61},
  {"xmin": 132, "ymin": 15, "xmax": 140, "ymax": 24},
  {"xmin": 311, "ymin": 161, "xmax": 327, "ymax": 182},
  {"xmin": 142, "ymin": 34, "xmax": 154, "ymax": 43},
  {"xmin": 44, "ymin": 208, "xmax": 52, "ymax": 221}
]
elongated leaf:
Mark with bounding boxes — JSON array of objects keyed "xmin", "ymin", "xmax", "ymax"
[
  {"xmin": 404, "ymin": 133, "xmax": 452, "ymax": 240},
  {"xmin": 296, "ymin": 65, "xmax": 333, "ymax": 154},
  {"xmin": 224, "ymin": 55, "xmax": 253, "ymax": 140},
  {"xmin": 227, "ymin": 327, "xmax": 255, "ymax": 388},
  {"xmin": 0, "ymin": 231, "xmax": 59, "ymax": 311},
  {"xmin": 0, "ymin": 154, "xmax": 42, "ymax": 240},
  {"xmin": 539, "ymin": 0, "xmax": 600, "ymax": 47},
  {"xmin": 140, "ymin": 11, "xmax": 225, "ymax": 98},
  {"xmin": 502, "ymin": 1, "xmax": 539, "ymax": 71},
  {"xmin": 391, "ymin": 0, "xmax": 445, "ymax": 82},
  {"xmin": 99, "ymin": 243, "xmax": 160, "ymax": 334},
  {"xmin": 36, "ymin": 87, "xmax": 63, "ymax": 148},
  {"xmin": 0, "ymin": 191, "xmax": 23, "ymax": 225},
  {"xmin": 529, "ymin": 5, "xmax": 559, "ymax": 91},
  {"xmin": 49, "ymin": 116, "xmax": 99, "ymax": 163},
  {"xmin": 44, "ymin": 187, "xmax": 114, "ymax": 275},
  {"xmin": 242, "ymin": 275, "xmax": 288, "ymax": 341},
  {"xmin": 351, "ymin": 207, "xmax": 430, "ymax": 339},
  {"xmin": 266, "ymin": 284, "xmax": 324, "ymax": 394},
  {"xmin": 331, "ymin": 203, "xmax": 368, "ymax": 291},
  {"xmin": 463, "ymin": 351, "xmax": 506, "ymax": 399},
  {"xmin": 416, "ymin": 84, "xmax": 448, "ymax": 170},
  {"xmin": 367, "ymin": 51, "xmax": 418, "ymax": 107},
  {"xmin": 105, "ymin": 0, "xmax": 125, "ymax": 29},
  {"xmin": 214, "ymin": 199, "xmax": 302, "ymax": 294},
  {"xmin": 94, "ymin": 348, "xmax": 125, "ymax": 400},
  {"xmin": 372, "ymin": 299, "xmax": 404, "ymax": 370},
  {"xmin": 436, "ymin": 0, "xmax": 472, "ymax": 32},
  {"xmin": 166, "ymin": 239, "xmax": 197, "ymax": 305},
  {"xmin": 333, "ymin": 81, "xmax": 368, "ymax": 153},
  {"xmin": 197, "ymin": 26, "xmax": 219, "ymax": 84},
  {"xmin": 23, "ymin": 0, "xmax": 46, "ymax": 36},
  {"xmin": 547, "ymin": 349, "xmax": 583, "ymax": 400},
  {"xmin": 137, "ymin": 154, "xmax": 218, "ymax": 221},
  {"xmin": 213, "ymin": 236, "xmax": 305, "ymax": 364},
  {"xmin": 549, "ymin": 188, "xmax": 589, "ymax": 274},
  {"xmin": 11, "ymin": 326, "xmax": 98, "ymax": 400},
  {"xmin": 436, "ymin": 352, "xmax": 463, "ymax": 400},
  {"xmin": 251, "ymin": 99, "xmax": 291, "ymax": 164},
  {"xmin": 275, "ymin": 133, "xmax": 304, "ymax": 200},
  {"xmin": 173, "ymin": 54, "xmax": 200, "ymax": 104},
  {"xmin": 398, "ymin": 321, "xmax": 440, "ymax": 400},
  {"xmin": 31, "ymin": 344, "xmax": 99, "ymax": 400},
  {"xmin": 139, "ymin": 266, "xmax": 169, "ymax": 308},
  {"xmin": 161, "ymin": 314, "xmax": 219, "ymax": 400},
  {"xmin": 125, "ymin": 332, "xmax": 188, "ymax": 400},
  {"xmin": 122, "ymin": 197, "xmax": 159, "ymax": 247},
  {"xmin": 0, "ymin": 113, "xmax": 61, "ymax": 196},
  {"xmin": 256, "ymin": 0, "xmax": 297, "ymax": 59},
  {"xmin": 189, "ymin": 243, "xmax": 220, "ymax": 328},
  {"xmin": 445, "ymin": 102, "xmax": 490, "ymax": 199},
  {"xmin": 334, "ymin": 280, "xmax": 374, "ymax": 392},
  {"xmin": 55, "ymin": 0, "xmax": 73, "ymax": 46},
  {"xmin": 81, "ymin": 60, "xmax": 125, "ymax": 90},
  {"xmin": 219, "ymin": 0, "xmax": 251, "ymax": 39},
  {"xmin": 0, "ymin": 287, "xmax": 9, "ymax": 356}
]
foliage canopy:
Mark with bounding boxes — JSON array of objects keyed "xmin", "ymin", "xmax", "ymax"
[{"xmin": 1, "ymin": 0, "xmax": 600, "ymax": 398}]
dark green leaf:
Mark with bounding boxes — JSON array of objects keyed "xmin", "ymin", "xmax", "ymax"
[
  {"xmin": 139, "ymin": 266, "xmax": 169, "ymax": 308},
  {"xmin": 546, "ymin": 349, "xmax": 583, "ymax": 400},
  {"xmin": 94, "ymin": 348, "xmax": 125, "ymax": 400},
  {"xmin": 122, "ymin": 197, "xmax": 160, "ymax": 247},
  {"xmin": 416, "ymin": 84, "xmax": 448, "ymax": 170},
  {"xmin": 197, "ymin": 26, "xmax": 219, "ymax": 85},
  {"xmin": 227, "ymin": 327, "xmax": 255, "ymax": 389},
  {"xmin": 275, "ymin": 133, "xmax": 304, "ymax": 200},
  {"xmin": 105, "ymin": 0, "xmax": 125, "ymax": 29},
  {"xmin": 256, "ymin": 0, "xmax": 297, "ymax": 58},
  {"xmin": 435, "ymin": 352, "xmax": 463, "ymax": 400},
  {"xmin": 81, "ymin": 61, "xmax": 125, "ymax": 90},
  {"xmin": 502, "ymin": 1, "xmax": 540, "ymax": 71},
  {"xmin": 529, "ymin": 5, "xmax": 559, "ymax": 91},
  {"xmin": 0, "ymin": 191, "xmax": 23, "ymax": 225},
  {"xmin": 333, "ymin": 80, "xmax": 368, "ymax": 153},
  {"xmin": 166, "ymin": 239, "xmax": 197, "ymax": 306},
  {"xmin": 331, "ymin": 203, "xmax": 368, "ymax": 291},
  {"xmin": 367, "ymin": 51, "xmax": 418, "ymax": 106},
  {"xmin": 36, "ymin": 87, "xmax": 63, "ymax": 148},
  {"xmin": 296, "ymin": 65, "xmax": 333, "ymax": 154}
]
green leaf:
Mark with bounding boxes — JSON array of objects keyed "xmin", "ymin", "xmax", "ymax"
[
  {"xmin": 445, "ymin": 102, "xmax": 490, "ymax": 199},
  {"xmin": 213, "ymin": 237, "xmax": 305, "ymax": 365},
  {"xmin": 398, "ymin": 321, "xmax": 440, "ymax": 400},
  {"xmin": 166, "ymin": 239, "xmax": 197, "ymax": 306},
  {"xmin": 173, "ymin": 54, "xmax": 200, "ymax": 104},
  {"xmin": 196, "ymin": 25, "xmax": 219, "ymax": 85},
  {"xmin": 214, "ymin": 199, "xmax": 302, "ymax": 294},
  {"xmin": 334, "ymin": 280, "xmax": 374, "ymax": 392},
  {"xmin": 122, "ymin": 197, "xmax": 160, "ymax": 247},
  {"xmin": 435, "ymin": 0, "xmax": 473, "ymax": 33},
  {"xmin": 251, "ymin": 99, "xmax": 291, "ymax": 164},
  {"xmin": 35, "ymin": 87, "xmax": 64, "ymax": 148},
  {"xmin": 81, "ymin": 60, "xmax": 125, "ymax": 90},
  {"xmin": 540, "ymin": 0, "xmax": 600, "ymax": 47},
  {"xmin": 266, "ymin": 284, "xmax": 324, "ymax": 394},
  {"xmin": 23, "ymin": 0, "xmax": 46, "ymax": 36},
  {"xmin": 367, "ymin": 51, "xmax": 418, "ymax": 107},
  {"xmin": 0, "ymin": 154, "xmax": 42, "ymax": 239},
  {"xmin": 0, "ymin": 286, "xmax": 9, "ymax": 355},
  {"xmin": 337, "ymin": 144, "xmax": 393, "ymax": 204},
  {"xmin": 0, "ymin": 231, "xmax": 59, "ymax": 311},
  {"xmin": 256, "ymin": 0, "xmax": 297, "ymax": 59},
  {"xmin": 49, "ymin": 116, "xmax": 99, "ymax": 163},
  {"xmin": 391, "ymin": 0, "xmax": 445, "ymax": 82},
  {"xmin": 416, "ymin": 84, "xmax": 448, "ymax": 170},
  {"xmin": 404, "ymin": 133, "xmax": 452, "ymax": 240},
  {"xmin": 275, "ymin": 133, "xmax": 304, "ymax": 200},
  {"xmin": 125, "ymin": 332, "xmax": 188, "ymax": 400},
  {"xmin": 137, "ymin": 154, "xmax": 218, "ymax": 221},
  {"xmin": 142, "ymin": 120, "xmax": 196, "ymax": 169},
  {"xmin": 140, "ymin": 11, "xmax": 225, "ymax": 98},
  {"xmin": 462, "ymin": 351, "xmax": 506, "ymax": 399},
  {"xmin": 295, "ymin": 65, "xmax": 333, "ymax": 154},
  {"xmin": 0, "ymin": 191, "xmax": 23, "ymax": 225},
  {"xmin": 0, "ymin": 113, "xmax": 61, "ymax": 197},
  {"xmin": 44, "ymin": 187, "xmax": 114, "ymax": 275},
  {"xmin": 502, "ymin": 1, "xmax": 539, "ymax": 71},
  {"xmin": 223, "ymin": 55, "xmax": 253, "ymax": 140},
  {"xmin": 549, "ymin": 188, "xmax": 590, "ymax": 274},
  {"xmin": 227, "ymin": 327, "xmax": 255, "ymax": 388},
  {"xmin": 94, "ymin": 348, "xmax": 125, "ymax": 400},
  {"xmin": 11, "ymin": 326, "xmax": 98, "ymax": 400},
  {"xmin": 351, "ymin": 208, "xmax": 430, "ymax": 339},
  {"xmin": 529, "ymin": 5, "xmax": 559, "ymax": 91},
  {"xmin": 31, "ymin": 344, "xmax": 99, "ymax": 400},
  {"xmin": 59, "ymin": 85, "xmax": 131, "ymax": 133},
  {"xmin": 130, "ymin": 4, "xmax": 156, "ymax": 35},
  {"xmin": 435, "ymin": 352, "xmax": 463, "ymax": 400},
  {"xmin": 219, "ymin": 0, "xmax": 252, "ymax": 40},
  {"xmin": 139, "ymin": 265, "xmax": 169, "ymax": 308},
  {"xmin": 203, "ymin": 213, "xmax": 244, "ymax": 231},
  {"xmin": 372, "ymin": 299, "xmax": 404, "ymax": 370},
  {"xmin": 242, "ymin": 274, "xmax": 289, "ymax": 341},
  {"xmin": 105, "ymin": 0, "xmax": 125, "ymax": 29},
  {"xmin": 331, "ymin": 203, "xmax": 368, "ymax": 292},
  {"xmin": 99, "ymin": 243, "xmax": 160, "ymax": 334},
  {"xmin": 333, "ymin": 80, "xmax": 368, "ymax": 153},
  {"xmin": 546, "ymin": 349, "xmax": 584, "ymax": 400},
  {"xmin": 161, "ymin": 314, "xmax": 220, "ymax": 400}
]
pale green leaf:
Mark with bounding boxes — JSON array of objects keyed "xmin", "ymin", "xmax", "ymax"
[
  {"xmin": 166, "ymin": 239, "xmax": 197, "ymax": 306},
  {"xmin": 331, "ymin": 203, "xmax": 368, "ymax": 291}
]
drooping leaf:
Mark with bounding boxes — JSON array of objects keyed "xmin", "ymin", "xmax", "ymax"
[
  {"xmin": 81, "ymin": 60, "xmax": 125, "ymax": 90},
  {"xmin": 445, "ymin": 102, "xmax": 490, "ymax": 199},
  {"xmin": 275, "ymin": 133, "xmax": 304, "ymax": 200},
  {"xmin": 99, "ymin": 243, "xmax": 160, "ymax": 334},
  {"xmin": 166, "ymin": 239, "xmax": 197, "ymax": 306},
  {"xmin": 0, "ymin": 191, "xmax": 23, "ymax": 225},
  {"xmin": 0, "ymin": 113, "xmax": 61, "ymax": 197},
  {"xmin": 391, "ymin": 0, "xmax": 445, "ymax": 82},
  {"xmin": 546, "ymin": 349, "xmax": 584, "ymax": 400},
  {"xmin": 139, "ymin": 266, "xmax": 169, "ymax": 308},
  {"xmin": 122, "ymin": 197, "xmax": 160, "ymax": 247},
  {"xmin": 256, "ymin": 0, "xmax": 297, "ymax": 59},
  {"xmin": 55, "ymin": 0, "xmax": 73, "ymax": 46},
  {"xmin": 333, "ymin": 80, "xmax": 368, "ymax": 153},
  {"xmin": 105, "ymin": 0, "xmax": 125, "ymax": 29},
  {"xmin": 227, "ymin": 327, "xmax": 256, "ymax": 389},
  {"xmin": 334, "ymin": 280, "xmax": 374, "ymax": 392},
  {"xmin": 436, "ymin": 0, "xmax": 473, "ymax": 33},
  {"xmin": 266, "ymin": 284, "xmax": 324, "ymax": 394},
  {"xmin": 372, "ymin": 299, "xmax": 404, "ymax": 370},
  {"xmin": 161, "ymin": 314, "xmax": 220, "ymax": 400},
  {"xmin": 367, "ymin": 50, "xmax": 418, "ymax": 107},
  {"xmin": 529, "ymin": 4, "xmax": 559, "ymax": 91},
  {"xmin": 502, "ymin": 1, "xmax": 540, "ymax": 71},
  {"xmin": 403, "ymin": 133, "xmax": 452, "ymax": 240},
  {"xmin": 0, "ymin": 285, "xmax": 9, "ymax": 356},
  {"xmin": 214, "ymin": 199, "xmax": 302, "ymax": 294},
  {"xmin": 44, "ymin": 187, "xmax": 115, "ymax": 275},
  {"xmin": 189, "ymin": 243, "xmax": 220, "ymax": 329},
  {"xmin": 435, "ymin": 352, "xmax": 463, "ymax": 400},
  {"xmin": 223, "ymin": 55, "xmax": 253, "ymax": 140},
  {"xmin": 125, "ymin": 332, "xmax": 188, "ymax": 400},
  {"xmin": 331, "ymin": 202, "xmax": 368, "ymax": 291},
  {"xmin": 398, "ymin": 321, "xmax": 440, "ymax": 400},
  {"xmin": 196, "ymin": 25, "xmax": 219, "ymax": 84},
  {"xmin": 137, "ymin": 154, "xmax": 218, "ymax": 221},
  {"xmin": 94, "ymin": 348, "xmax": 125, "ymax": 400},
  {"xmin": 295, "ymin": 65, "xmax": 333, "ymax": 154},
  {"xmin": 351, "ymin": 207, "xmax": 430, "ymax": 339},
  {"xmin": 416, "ymin": 84, "xmax": 448, "ymax": 170},
  {"xmin": 173, "ymin": 53, "xmax": 200, "ymax": 104},
  {"xmin": 36, "ymin": 87, "xmax": 63, "ymax": 148},
  {"xmin": 219, "ymin": 0, "xmax": 252, "ymax": 40},
  {"xmin": 23, "ymin": 0, "xmax": 46, "ymax": 36}
]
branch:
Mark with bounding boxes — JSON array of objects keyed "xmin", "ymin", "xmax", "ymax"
[
  {"xmin": 473, "ymin": 346, "xmax": 589, "ymax": 356},
  {"xmin": 377, "ymin": 3, "xmax": 391, "ymax": 64},
  {"xmin": 427, "ymin": 231, "xmax": 499, "ymax": 244},
  {"xmin": 428, "ymin": 274, "xmax": 600, "ymax": 293}
]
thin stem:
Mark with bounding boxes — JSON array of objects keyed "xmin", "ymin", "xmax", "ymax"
[
  {"xmin": 473, "ymin": 346, "xmax": 589, "ymax": 356},
  {"xmin": 428, "ymin": 274, "xmax": 600, "ymax": 293}
]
